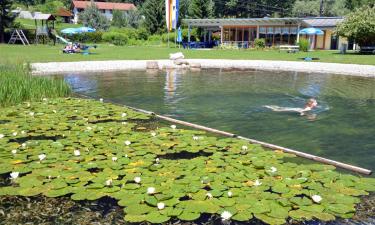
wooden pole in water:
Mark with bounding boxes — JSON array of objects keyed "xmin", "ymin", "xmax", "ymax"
[{"xmin": 77, "ymin": 94, "xmax": 372, "ymax": 175}]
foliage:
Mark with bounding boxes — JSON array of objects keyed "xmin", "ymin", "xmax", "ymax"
[
  {"xmin": 189, "ymin": 0, "xmax": 215, "ymax": 19},
  {"xmin": 67, "ymin": 32, "xmax": 103, "ymax": 43},
  {"xmin": 0, "ymin": 65, "xmax": 70, "ymax": 107},
  {"xmin": 254, "ymin": 38, "xmax": 266, "ymax": 49},
  {"xmin": 80, "ymin": 1, "xmax": 110, "ymax": 31},
  {"xmin": 112, "ymin": 10, "xmax": 127, "ymax": 28},
  {"xmin": 336, "ymin": 6, "xmax": 375, "ymax": 46},
  {"xmin": 298, "ymin": 38, "xmax": 310, "ymax": 52},
  {"xmin": 0, "ymin": 0, "xmax": 16, "ymax": 43},
  {"xmin": 102, "ymin": 32, "xmax": 129, "ymax": 46},
  {"xmin": 141, "ymin": 0, "xmax": 165, "ymax": 34},
  {"xmin": 109, "ymin": 27, "xmax": 149, "ymax": 40},
  {"xmin": 0, "ymin": 98, "xmax": 374, "ymax": 224},
  {"xmin": 32, "ymin": 0, "xmax": 64, "ymax": 14},
  {"xmin": 292, "ymin": 0, "xmax": 351, "ymax": 17}
]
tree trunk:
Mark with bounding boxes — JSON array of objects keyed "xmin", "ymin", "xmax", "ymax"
[{"xmin": 0, "ymin": 27, "xmax": 4, "ymax": 43}]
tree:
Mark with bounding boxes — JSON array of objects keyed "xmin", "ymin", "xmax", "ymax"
[
  {"xmin": 0, "ymin": 0, "xmax": 15, "ymax": 43},
  {"xmin": 141, "ymin": 0, "xmax": 165, "ymax": 34},
  {"xmin": 80, "ymin": 1, "xmax": 110, "ymax": 31},
  {"xmin": 336, "ymin": 5, "xmax": 375, "ymax": 46},
  {"xmin": 112, "ymin": 9, "xmax": 127, "ymax": 27},
  {"xmin": 189, "ymin": 0, "xmax": 215, "ymax": 19}
]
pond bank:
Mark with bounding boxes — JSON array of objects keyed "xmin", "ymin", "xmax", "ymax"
[{"xmin": 31, "ymin": 59, "xmax": 375, "ymax": 77}]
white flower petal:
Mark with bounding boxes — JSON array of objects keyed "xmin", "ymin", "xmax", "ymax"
[
  {"xmin": 206, "ymin": 193, "xmax": 213, "ymax": 199},
  {"xmin": 74, "ymin": 150, "xmax": 81, "ymax": 156},
  {"xmin": 157, "ymin": 202, "xmax": 165, "ymax": 210},
  {"xmin": 221, "ymin": 211, "xmax": 232, "ymax": 220},
  {"xmin": 170, "ymin": 125, "xmax": 176, "ymax": 129},
  {"xmin": 38, "ymin": 154, "xmax": 46, "ymax": 161},
  {"xmin": 124, "ymin": 140, "xmax": 131, "ymax": 146},
  {"xmin": 112, "ymin": 156, "xmax": 118, "ymax": 162},
  {"xmin": 147, "ymin": 187, "xmax": 156, "ymax": 194},
  {"xmin": 121, "ymin": 113, "xmax": 127, "ymax": 118},
  {"xmin": 10, "ymin": 172, "xmax": 19, "ymax": 179},
  {"xmin": 227, "ymin": 191, "xmax": 233, "ymax": 197},
  {"xmin": 312, "ymin": 195, "xmax": 322, "ymax": 203},
  {"xmin": 134, "ymin": 177, "xmax": 141, "ymax": 183},
  {"xmin": 99, "ymin": 98, "xmax": 104, "ymax": 103},
  {"xmin": 11, "ymin": 150, "xmax": 17, "ymax": 154},
  {"xmin": 0, "ymin": 134, "xmax": 4, "ymax": 139},
  {"xmin": 242, "ymin": 145, "xmax": 248, "ymax": 151},
  {"xmin": 254, "ymin": 179, "xmax": 262, "ymax": 186},
  {"xmin": 105, "ymin": 179, "xmax": 113, "ymax": 186}
]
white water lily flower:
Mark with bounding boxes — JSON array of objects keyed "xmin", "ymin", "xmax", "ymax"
[
  {"xmin": 21, "ymin": 143, "xmax": 27, "ymax": 148},
  {"xmin": 105, "ymin": 179, "xmax": 113, "ymax": 186},
  {"xmin": 53, "ymin": 110, "xmax": 57, "ymax": 114},
  {"xmin": 121, "ymin": 113, "xmax": 127, "ymax": 117},
  {"xmin": 270, "ymin": 167, "xmax": 278, "ymax": 173},
  {"xmin": 26, "ymin": 103, "xmax": 31, "ymax": 107},
  {"xmin": 157, "ymin": 202, "xmax": 165, "ymax": 210},
  {"xmin": 125, "ymin": 154, "xmax": 128, "ymax": 158},
  {"xmin": 42, "ymin": 98, "xmax": 48, "ymax": 101},
  {"xmin": 10, "ymin": 172, "xmax": 19, "ymax": 179},
  {"xmin": 12, "ymin": 132, "xmax": 17, "ymax": 136},
  {"xmin": 29, "ymin": 112, "xmax": 35, "ymax": 116},
  {"xmin": 11, "ymin": 150, "xmax": 17, "ymax": 154},
  {"xmin": 99, "ymin": 98, "xmax": 104, "ymax": 103},
  {"xmin": 122, "ymin": 122, "xmax": 127, "ymax": 125},
  {"xmin": 124, "ymin": 140, "xmax": 131, "ymax": 146},
  {"xmin": 21, "ymin": 130, "xmax": 26, "ymax": 135},
  {"xmin": 155, "ymin": 158, "xmax": 160, "ymax": 164},
  {"xmin": 254, "ymin": 179, "xmax": 262, "ymax": 186},
  {"xmin": 221, "ymin": 211, "xmax": 232, "ymax": 220},
  {"xmin": 193, "ymin": 136, "xmax": 199, "ymax": 141},
  {"xmin": 112, "ymin": 156, "xmax": 118, "ymax": 162},
  {"xmin": 206, "ymin": 193, "xmax": 213, "ymax": 199},
  {"xmin": 134, "ymin": 177, "xmax": 141, "ymax": 183},
  {"xmin": 227, "ymin": 191, "xmax": 233, "ymax": 197},
  {"xmin": 170, "ymin": 125, "xmax": 176, "ymax": 129},
  {"xmin": 312, "ymin": 195, "xmax": 322, "ymax": 203},
  {"xmin": 242, "ymin": 145, "xmax": 248, "ymax": 151},
  {"xmin": 74, "ymin": 150, "xmax": 81, "ymax": 156},
  {"xmin": 0, "ymin": 134, "xmax": 4, "ymax": 139},
  {"xmin": 147, "ymin": 187, "xmax": 156, "ymax": 194},
  {"xmin": 151, "ymin": 132, "xmax": 157, "ymax": 137},
  {"xmin": 86, "ymin": 126, "xmax": 92, "ymax": 131},
  {"xmin": 38, "ymin": 154, "xmax": 46, "ymax": 161}
]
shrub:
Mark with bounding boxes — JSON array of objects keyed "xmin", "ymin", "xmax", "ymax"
[
  {"xmin": 298, "ymin": 38, "xmax": 310, "ymax": 52},
  {"xmin": 254, "ymin": 38, "xmax": 266, "ymax": 49},
  {"xmin": 102, "ymin": 32, "xmax": 128, "ymax": 46}
]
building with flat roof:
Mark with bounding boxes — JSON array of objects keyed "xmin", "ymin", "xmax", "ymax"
[
  {"xmin": 183, "ymin": 17, "xmax": 350, "ymax": 50},
  {"xmin": 72, "ymin": 1, "xmax": 136, "ymax": 23}
]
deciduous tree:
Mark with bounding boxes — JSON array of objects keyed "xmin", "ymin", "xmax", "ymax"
[
  {"xmin": 336, "ymin": 5, "xmax": 375, "ymax": 46},
  {"xmin": 80, "ymin": 1, "xmax": 110, "ymax": 31},
  {"xmin": 0, "ymin": 0, "xmax": 15, "ymax": 43}
]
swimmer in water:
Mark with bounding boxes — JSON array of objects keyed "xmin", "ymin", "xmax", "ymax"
[{"xmin": 264, "ymin": 98, "xmax": 318, "ymax": 116}]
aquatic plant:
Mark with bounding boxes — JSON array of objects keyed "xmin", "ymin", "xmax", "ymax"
[
  {"xmin": 0, "ymin": 98, "xmax": 374, "ymax": 225},
  {"xmin": 0, "ymin": 64, "xmax": 71, "ymax": 107}
]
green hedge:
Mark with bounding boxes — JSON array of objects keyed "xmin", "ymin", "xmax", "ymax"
[
  {"xmin": 64, "ymin": 32, "xmax": 103, "ymax": 43},
  {"xmin": 102, "ymin": 32, "xmax": 129, "ymax": 46},
  {"xmin": 298, "ymin": 38, "xmax": 310, "ymax": 52}
]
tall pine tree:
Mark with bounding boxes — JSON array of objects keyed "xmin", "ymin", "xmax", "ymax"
[
  {"xmin": 0, "ymin": 0, "xmax": 15, "ymax": 43},
  {"xmin": 189, "ymin": 0, "xmax": 215, "ymax": 18},
  {"xmin": 141, "ymin": 0, "xmax": 165, "ymax": 34}
]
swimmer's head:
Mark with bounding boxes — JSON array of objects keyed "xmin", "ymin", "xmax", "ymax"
[{"xmin": 307, "ymin": 98, "xmax": 318, "ymax": 108}]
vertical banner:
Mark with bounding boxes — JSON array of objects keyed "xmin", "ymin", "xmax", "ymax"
[
  {"xmin": 166, "ymin": 0, "xmax": 179, "ymax": 31},
  {"xmin": 165, "ymin": 0, "xmax": 171, "ymax": 31}
]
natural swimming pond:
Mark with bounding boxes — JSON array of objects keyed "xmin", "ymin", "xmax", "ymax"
[{"xmin": 61, "ymin": 69, "xmax": 375, "ymax": 173}]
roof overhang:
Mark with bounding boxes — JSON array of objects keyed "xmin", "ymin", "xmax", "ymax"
[{"xmin": 183, "ymin": 18, "xmax": 303, "ymax": 27}]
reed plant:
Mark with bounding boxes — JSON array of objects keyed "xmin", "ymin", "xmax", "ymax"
[{"xmin": 0, "ymin": 64, "xmax": 71, "ymax": 107}]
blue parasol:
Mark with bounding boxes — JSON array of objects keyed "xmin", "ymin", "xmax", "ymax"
[
  {"xmin": 60, "ymin": 27, "xmax": 96, "ymax": 35},
  {"xmin": 177, "ymin": 27, "xmax": 182, "ymax": 43},
  {"xmin": 61, "ymin": 28, "xmax": 78, "ymax": 35},
  {"xmin": 76, "ymin": 27, "xmax": 96, "ymax": 33},
  {"xmin": 299, "ymin": 28, "xmax": 324, "ymax": 35}
]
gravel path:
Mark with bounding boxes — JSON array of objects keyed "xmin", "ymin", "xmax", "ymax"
[{"xmin": 31, "ymin": 59, "xmax": 375, "ymax": 77}]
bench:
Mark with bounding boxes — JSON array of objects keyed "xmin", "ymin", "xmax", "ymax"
[{"xmin": 279, "ymin": 45, "xmax": 300, "ymax": 53}]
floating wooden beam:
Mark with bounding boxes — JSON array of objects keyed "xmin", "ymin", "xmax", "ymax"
[{"xmin": 79, "ymin": 95, "xmax": 372, "ymax": 175}]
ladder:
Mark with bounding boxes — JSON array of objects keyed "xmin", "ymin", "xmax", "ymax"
[{"xmin": 8, "ymin": 29, "xmax": 30, "ymax": 45}]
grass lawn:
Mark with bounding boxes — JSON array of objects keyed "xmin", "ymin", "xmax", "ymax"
[{"xmin": 0, "ymin": 44, "xmax": 374, "ymax": 65}]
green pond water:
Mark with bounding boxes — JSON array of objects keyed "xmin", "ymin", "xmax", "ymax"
[{"xmin": 61, "ymin": 69, "xmax": 375, "ymax": 173}]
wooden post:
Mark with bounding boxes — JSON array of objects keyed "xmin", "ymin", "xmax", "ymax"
[
  {"xmin": 256, "ymin": 25, "xmax": 260, "ymax": 39},
  {"xmin": 220, "ymin": 26, "xmax": 223, "ymax": 44},
  {"xmin": 323, "ymin": 30, "xmax": 326, "ymax": 49},
  {"xmin": 297, "ymin": 23, "xmax": 301, "ymax": 43}
]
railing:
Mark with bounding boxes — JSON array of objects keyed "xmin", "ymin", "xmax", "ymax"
[{"xmin": 221, "ymin": 41, "xmax": 254, "ymax": 49}]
